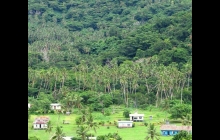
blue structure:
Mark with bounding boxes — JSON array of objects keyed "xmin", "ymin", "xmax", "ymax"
[
  {"xmin": 161, "ymin": 130, "xmax": 178, "ymax": 136},
  {"xmin": 160, "ymin": 125, "xmax": 192, "ymax": 136}
]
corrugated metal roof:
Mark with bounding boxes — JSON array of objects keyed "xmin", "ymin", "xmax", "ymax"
[
  {"xmin": 118, "ymin": 121, "xmax": 133, "ymax": 123},
  {"xmin": 160, "ymin": 125, "xmax": 192, "ymax": 131},
  {"xmin": 33, "ymin": 116, "xmax": 50, "ymax": 124},
  {"xmin": 129, "ymin": 114, "xmax": 144, "ymax": 116}
]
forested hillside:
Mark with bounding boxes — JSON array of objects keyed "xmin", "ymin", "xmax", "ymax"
[{"xmin": 28, "ymin": 0, "xmax": 192, "ymax": 113}]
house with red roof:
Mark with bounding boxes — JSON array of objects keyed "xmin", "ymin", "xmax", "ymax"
[{"xmin": 33, "ymin": 116, "xmax": 50, "ymax": 129}]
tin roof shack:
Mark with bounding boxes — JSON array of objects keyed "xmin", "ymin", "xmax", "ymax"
[
  {"xmin": 129, "ymin": 112, "xmax": 144, "ymax": 122},
  {"xmin": 160, "ymin": 125, "xmax": 192, "ymax": 136},
  {"xmin": 118, "ymin": 121, "xmax": 133, "ymax": 128},
  {"xmin": 33, "ymin": 116, "xmax": 50, "ymax": 129}
]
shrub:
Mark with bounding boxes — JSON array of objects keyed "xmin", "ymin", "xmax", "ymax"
[
  {"xmin": 104, "ymin": 108, "xmax": 111, "ymax": 116},
  {"xmin": 107, "ymin": 126, "xmax": 110, "ymax": 129},
  {"xmin": 144, "ymin": 122, "xmax": 148, "ymax": 127},
  {"xmin": 123, "ymin": 108, "xmax": 131, "ymax": 118},
  {"xmin": 132, "ymin": 122, "xmax": 135, "ymax": 127},
  {"xmin": 75, "ymin": 117, "xmax": 82, "ymax": 125},
  {"xmin": 50, "ymin": 110, "xmax": 54, "ymax": 114},
  {"xmin": 28, "ymin": 136, "xmax": 40, "ymax": 140},
  {"xmin": 99, "ymin": 121, "xmax": 105, "ymax": 126},
  {"xmin": 114, "ymin": 121, "xmax": 117, "ymax": 126}
]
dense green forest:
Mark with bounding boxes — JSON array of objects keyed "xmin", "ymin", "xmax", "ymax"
[{"xmin": 28, "ymin": 0, "xmax": 192, "ymax": 114}]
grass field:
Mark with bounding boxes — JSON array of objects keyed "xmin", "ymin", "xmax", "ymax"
[{"xmin": 28, "ymin": 107, "xmax": 180, "ymax": 140}]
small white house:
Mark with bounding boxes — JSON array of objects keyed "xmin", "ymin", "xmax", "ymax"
[
  {"xmin": 33, "ymin": 116, "xmax": 49, "ymax": 129},
  {"xmin": 129, "ymin": 112, "xmax": 144, "ymax": 121},
  {"xmin": 28, "ymin": 103, "xmax": 31, "ymax": 109},
  {"xmin": 118, "ymin": 121, "xmax": 133, "ymax": 128},
  {"xmin": 62, "ymin": 136, "xmax": 73, "ymax": 140},
  {"xmin": 50, "ymin": 103, "xmax": 61, "ymax": 110},
  {"xmin": 88, "ymin": 137, "xmax": 97, "ymax": 140}
]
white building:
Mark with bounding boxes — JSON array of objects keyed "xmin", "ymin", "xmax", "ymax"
[
  {"xmin": 129, "ymin": 112, "xmax": 144, "ymax": 121},
  {"xmin": 62, "ymin": 136, "xmax": 73, "ymax": 140},
  {"xmin": 50, "ymin": 103, "xmax": 61, "ymax": 110},
  {"xmin": 118, "ymin": 121, "xmax": 133, "ymax": 128},
  {"xmin": 28, "ymin": 103, "xmax": 31, "ymax": 109},
  {"xmin": 33, "ymin": 116, "xmax": 49, "ymax": 129},
  {"xmin": 88, "ymin": 137, "xmax": 97, "ymax": 140}
]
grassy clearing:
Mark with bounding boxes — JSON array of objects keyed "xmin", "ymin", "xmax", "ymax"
[{"xmin": 28, "ymin": 107, "xmax": 179, "ymax": 140}]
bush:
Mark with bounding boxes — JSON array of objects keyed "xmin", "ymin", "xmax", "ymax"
[
  {"xmin": 114, "ymin": 121, "xmax": 117, "ymax": 126},
  {"xmin": 123, "ymin": 108, "xmax": 130, "ymax": 118},
  {"xmin": 99, "ymin": 121, "xmax": 105, "ymax": 126},
  {"xmin": 50, "ymin": 110, "xmax": 54, "ymax": 114},
  {"xmin": 75, "ymin": 117, "xmax": 82, "ymax": 125},
  {"xmin": 104, "ymin": 108, "xmax": 111, "ymax": 116},
  {"xmin": 86, "ymin": 133, "xmax": 95, "ymax": 137},
  {"xmin": 172, "ymin": 131, "xmax": 192, "ymax": 140},
  {"xmin": 28, "ymin": 136, "xmax": 40, "ymax": 140},
  {"xmin": 144, "ymin": 122, "xmax": 148, "ymax": 127},
  {"xmin": 107, "ymin": 126, "xmax": 110, "ymax": 129},
  {"xmin": 132, "ymin": 122, "xmax": 135, "ymax": 127}
]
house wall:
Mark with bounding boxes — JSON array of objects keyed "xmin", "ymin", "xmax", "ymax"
[
  {"xmin": 118, "ymin": 122, "xmax": 132, "ymax": 128},
  {"xmin": 51, "ymin": 105, "xmax": 61, "ymax": 110},
  {"xmin": 41, "ymin": 124, "xmax": 47, "ymax": 129},
  {"xmin": 33, "ymin": 124, "xmax": 47, "ymax": 129},
  {"xmin": 33, "ymin": 124, "xmax": 40, "ymax": 129},
  {"xmin": 161, "ymin": 130, "xmax": 179, "ymax": 136},
  {"xmin": 88, "ymin": 137, "xmax": 97, "ymax": 140},
  {"xmin": 130, "ymin": 116, "xmax": 144, "ymax": 121}
]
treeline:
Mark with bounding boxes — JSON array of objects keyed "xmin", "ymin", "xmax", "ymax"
[{"xmin": 28, "ymin": 57, "xmax": 191, "ymax": 108}]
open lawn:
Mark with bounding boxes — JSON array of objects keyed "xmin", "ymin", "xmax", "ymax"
[{"xmin": 28, "ymin": 107, "xmax": 180, "ymax": 140}]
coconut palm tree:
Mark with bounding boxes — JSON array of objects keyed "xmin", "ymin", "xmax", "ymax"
[
  {"xmin": 145, "ymin": 123, "xmax": 160, "ymax": 140},
  {"xmin": 76, "ymin": 125, "xmax": 89, "ymax": 140},
  {"xmin": 45, "ymin": 121, "xmax": 53, "ymax": 139},
  {"xmin": 79, "ymin": 106, "xmax": 89, "ymax": 123},
  {"xmin": 74, "ymin": 94, "xmax": 83, "ymax": 110},
  {"xmin": 181, "ymin": 114, "xmax": 192, "ymax": 134},
  {"xmin": 86, "ymin": 114, "xmax": 99, "ymax": 135},
  {"xmin": 161, "ymin": 98, "xmax": 170, "ymax": 120},
  {"xmin": 51, "ymin": 126, "xmax": 65, "ymax": 140},
  {"xmin": 182, "ymin": 114, "xmax": 192, "ymax": 126}
]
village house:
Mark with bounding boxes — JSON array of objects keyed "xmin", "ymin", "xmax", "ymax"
[
  {"xmin": 118, "ymin": 121, "xmax": 133, "ymax": 128},
  {"xmin": 33, "ymin": 116, "xmax": 50, "ymax": 129},
  {"xmin": 28, "ymin": 103, "xmax": 31, "ymax": 109},
  {"xmin": 129, "ymin": 112, "xmax": 144, "ymax": 122},
  {"xmin": 50, "ymin": 103, "xmax": 61, "ymax": 110},
  {"xmin": 160, "ymin": 125, "xmax": 192, "ymax": 136}
]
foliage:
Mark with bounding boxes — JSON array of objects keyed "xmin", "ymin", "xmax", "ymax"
[
  {"xmin": 97, "ymin": 133, "xmax": 122, "ymax": 140},
  {"xmin": 28, "ymin": 2, "xmax": 192, "ymax": 137},
  {"xmin": 145, "ymin": 123, "xmax": 160, "ymax": 140},
  {"xmin": 172, "ymin": 131, "xmax": 192, "ymax": 140},
  {"xmin": 28, "ymin": 136, "xmax": 40, "ymax": 140},
  {"xmin": 75, "ymin": 116, "xmax": 83, "ymax": 125},
  {"xmin": 123, "ymin": 108, "xmax": 131, "ymax": 118},
  {"xmin": 51, "ymin": 126, "xmax": 65, "ymax": 140},
  {"xmin": 169, "ymin": 104, "xmax": 192, "ymax": 120},
  {"xmin": 76, "ymin": 125, "xmax": 89, "ymax": 140}
]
